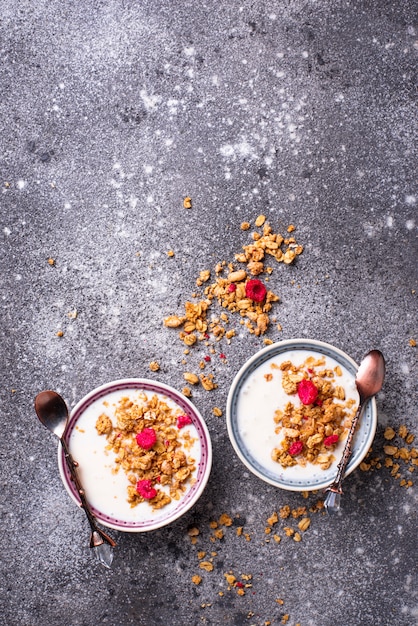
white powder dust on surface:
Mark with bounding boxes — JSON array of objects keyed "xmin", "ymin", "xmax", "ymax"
[
  {"xmin": 17, "ymin": 179, "xmax": 26, "ymax": 189},
  {"xmin": 220, "ymin": 140, "xmax": 258, "ymax": 160},
  {"xmin": 3, "ymin": 227, "xmax": 11, "ymax": 236},
  {"xmin": 140, "ymin": 88, "xmax": 162, "ymax": 112}
]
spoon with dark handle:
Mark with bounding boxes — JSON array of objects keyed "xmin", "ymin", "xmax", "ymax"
[
  {"xmin": 324, "ymin": 350, "xmax": 386, "ymax": 513},
  {"xmin": 35, "ymin": 390, "xmax": 116, "ymax": 565}
]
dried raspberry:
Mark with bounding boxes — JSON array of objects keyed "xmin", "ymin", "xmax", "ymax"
[
  {"xmin": 177, "ymin": 414, "xmax": 193, "ymax": 429},
  {"xmin": 136, "ymin": 427, "xmax": 157, "ymax": 450},
  {"xmin": 136, "ymin": 479, "xmax": 157, "ymax": 499},
  {"xmin": 324, "ymin": 434, "xmax": 339, "ymax": 447},
  {"xmin": 228, "ymin": 283, "xmax": 237, "ymax": 292},
  {"xmin": 297, "ymin": 379, "xmax": 318, "ymax": 405},
  {"xmin": 245, "ymin": 278, "xmax": 267, "ymax": 302},
  {"xmin": 219, "ymin": 353, "xmax": 226, "ymax": 359},
  {"xmin": 289, "ymin": 440, "xmax": 304, "ymax": 456},
  {"xmin": 235, "ymin": 581, "xmax": 244, "ymax": 588},
  {"xmin": 204, "ymin": 355, "xmax": 211, "ymax": 362}
]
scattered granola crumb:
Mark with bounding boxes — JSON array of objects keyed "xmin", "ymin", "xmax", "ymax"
[
  {"xmin": 182, "ymin": 387, "xmax": 192, "ymax": 397},
  {"xmin": 167, "ymin": 250, "xmax": 175, "ymax": 257},
  {"xmin": 200, "ymin": 373, "xmax": 217, "ymax": 391},
  {"xmin": 219, "ymin": 513, "xmax": 233, "ymax": 526},
  {"xmin": 56, "ymin": 330, "xmax": 64, "ymax": 337},
  {"xmin": 267, "ymin": 512, "xmax": 279, "ymax": 526},
  {"xmin": 183, "ymin": 196, "xmax": 192, "ymax": 209},
  {"xmin": 199, "ymin": 561, "xmax": 214, "ymax": 572},
  {"xmin": 298, "ymin": 517, "xmax": 311, "ymax": 531},
  {"xmin": 409, "ymin": 338, "xmax": 416, "ymax": 347},
  {"xmin": 384, "ymin": 427, "xmax": 396, "ymax": 440},
  {"xmin": 183, "ymin": 372, "xmax": 199, "ymax": 385},
  {"xmin": 149, "ymin": 361, "xmax": 160, "ymax": 372},
  {"xmin": 192, "ymin": 575, "xmax": 202, "ymax": 585},
  {"xmin": 212, "ymin": 407, "xmax": 223, "ymax": 417},
  {"xmin": 47, "ymin": 258, "xmax": 55, "ymax": 266}
]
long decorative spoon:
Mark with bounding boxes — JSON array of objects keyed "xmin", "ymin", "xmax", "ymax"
[
  {"xmin": 324, "ymin": 350, "xmax": 386, "ymax": 514},
  {"xmin": 35, "ymin": 390, "xmax": 116, "ymax": 567}
]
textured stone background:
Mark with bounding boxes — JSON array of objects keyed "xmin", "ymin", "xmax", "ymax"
[{"xmin": 1, "ymin": 1, "xmax": 417, "ymax": 625}]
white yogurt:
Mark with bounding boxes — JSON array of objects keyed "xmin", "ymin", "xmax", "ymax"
[
  {"xmin": 66, "ymin": 388, "xmax": 202, "ymax": 523},
  {"xmin": 235, "ymin": 349, "xmax": 359, "ymax": 481}
]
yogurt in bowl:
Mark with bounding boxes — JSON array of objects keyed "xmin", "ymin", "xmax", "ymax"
[
  {"xmin": 58, "ymin": 379, "xmax": 212, "ymax": 532},
  {"xmin": 226, "ymin": 339, "xmax": 377, "ymax": 492}
]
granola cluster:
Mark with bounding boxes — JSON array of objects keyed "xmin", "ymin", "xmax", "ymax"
[
  {"xmin": 163, "ymin": 217, "xmax": 303, "ymax": 347},
  {"xmin": 95, "ymin": 393, "xmax": 197, "ymax": 510},
  {"xmin": 360, "ymin": 424, "xmax": 416, "ymax": 488},
  {"xmin": 271, "ymin": 356, "xmax": 357, "ymax": 470}
]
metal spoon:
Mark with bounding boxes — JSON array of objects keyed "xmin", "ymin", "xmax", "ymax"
[
  {"xmin": 35, "ymin": 390, "xmax": 116, "ymax": 567},
  {"xmin": 324, "ymin": 350, "xmax": 386, "ymax": 514}
]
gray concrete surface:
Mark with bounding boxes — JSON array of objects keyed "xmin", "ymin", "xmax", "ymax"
[{"xmin": 1, "ymin": 1, "xmax": 417, "ymax": 625}]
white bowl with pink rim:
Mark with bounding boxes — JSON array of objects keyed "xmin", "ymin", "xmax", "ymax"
[
  {"xmin": 226, "ymin": 338, "xmax": 377, "ymax": 492},
  {"xmin": 58, "ymin": 378, "xmax": 212, "ymax": 532}
]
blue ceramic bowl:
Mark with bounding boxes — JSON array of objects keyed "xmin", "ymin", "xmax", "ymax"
[{"xmin": 226, "ymin": 339, "xmax": 377, "ymax": 492}]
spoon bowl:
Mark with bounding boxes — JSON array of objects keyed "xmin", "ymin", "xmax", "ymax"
[
  {"xmin": 35, "ymin": 390, "xmax": 69, "ymax": 439},
  {"xmin": 356, "ymin": 350, "xmax": 386, "ymax": 402}
]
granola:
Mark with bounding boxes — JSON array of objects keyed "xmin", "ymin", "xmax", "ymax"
[
  {"xmin": 95, "ymin": 393, "xmax": 197, "ymax": 510},
  {"xmin": 271, "ymin": 356, "xmax": 357, "ymax": 470},
  {"xmin": 163, "ymin": 219, "xmax": 303, "ymax": 345}
]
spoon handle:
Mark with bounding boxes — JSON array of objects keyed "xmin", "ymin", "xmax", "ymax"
[
  {"xmin": 60, "ymin": 437, "xmax": 116, "ymax": 547},
  {"xmin": 325, "ymin": 399, "xmax": 365, "ymax": 495}
]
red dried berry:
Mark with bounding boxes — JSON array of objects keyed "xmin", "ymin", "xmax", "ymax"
[
  {"xmin": 177, "ymin": 414, "xmax": 193, "ymax": 429},
  {"xmin": 204, "ymin": 355, "xmax": 211, "ymax": 362},
  {"xmin": 289, "ymin": 440, "xmax": 304, "ymax": 456},
  {"xmin": 228, "ymin": 283, "xmax": 237, "ymax": 292},
  {"xmin": 297, "ymin": 379, "xmax": 318, "ymax": 405},
  {"xmin": 136, "ymin": 479, "xmax": 157, "ymax": 500},
  {"xmin": 136, "ymin": 427, "xmax": 157, "ymax": 450},
  {"xmin": 324, "ymin": 434, "xmax": 339, "ymax": 447},
  {"xmin": 219, "ymin": 353, "xmax": 226, "ymax": 359},
  {"xmin": 235, "ymin": 581, "xmax": 244, "ymax": 588},
  {"xmin": 245, "ymin": 278, "xmax": 267, "ymax": 302}
]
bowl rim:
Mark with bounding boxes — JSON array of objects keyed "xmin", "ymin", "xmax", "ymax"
[
  {"xmin": 58, "ymin": 377, "xmax": 212, "ymax": 532},
  {"xmin": 226, "ymin": 338, "xmax": 377, "ymax": 492}
]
